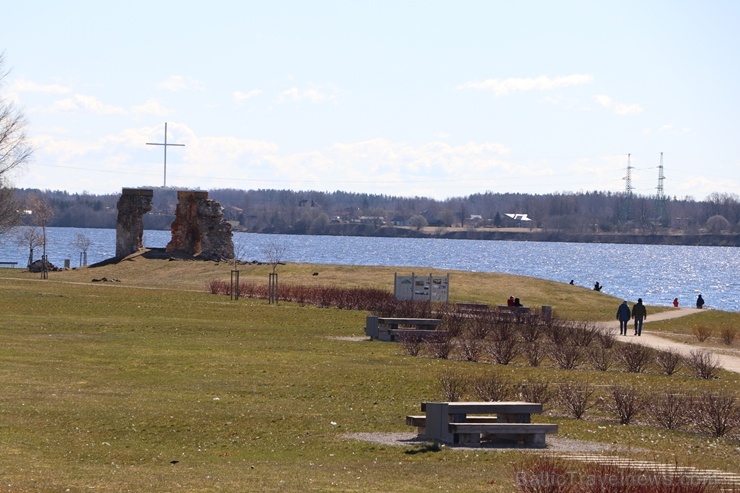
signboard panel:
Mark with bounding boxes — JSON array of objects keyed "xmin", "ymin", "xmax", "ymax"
[{"xmin": 394, "ymin": 273, "xmax": 449, "ymax": 302}]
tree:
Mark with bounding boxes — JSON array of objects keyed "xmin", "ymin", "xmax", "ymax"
[
  {"xmin": 27, "ymin": 195, "xmax": 53, "ymax": 273},
  {"xmin": 705, "ymin": 214, "xmax": 730, "ymax": 234},
  {"xmin": 15, "ymin": 226, "xmax": 42, "ymax": 268},
  {"xmin": 72, "ymin": 233, "xmax": 92, "ymax": 266},
  {"xmin": 408, "ymin": 214, "xmax": 427, "ymax": 231},
  {"xmin": 0, "ymin": 52, "xmax": 33, "ymax": 234}
]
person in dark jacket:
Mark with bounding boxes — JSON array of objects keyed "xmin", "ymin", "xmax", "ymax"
[
  {"xmin": 616, "ymin": 301, "xmax": 631, "ymax": 336},
  {"xmin": 631, "ymin": 298, "xmax": 647, "ymax": 336},
  {"xmin": 696, "ymin": 294, "xmax": 705, "ymax": 309}
]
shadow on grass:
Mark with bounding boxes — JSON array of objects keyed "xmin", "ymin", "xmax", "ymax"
[{"xmin": 404, "ymin": 441, "xmax": 443, "ymax": 455}]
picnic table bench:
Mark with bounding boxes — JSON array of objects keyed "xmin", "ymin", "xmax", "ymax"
[
  {"xmin": 408, "ymin": 401, "xmax": 557, "ymax": 447},
  {"xmin": 497, "ymin": 305, "xmax": 533, "ymax": 323},
  {"xmin": 365, "ymin": 316, "xmax": 444, "ymax": 342},
  {"xmin": 0, "ymin": 261, "xmax": 18, "ymax": 268},
  {"xmin": 455, "ymin": 302, "xmax": 490, "ymax": 314}
]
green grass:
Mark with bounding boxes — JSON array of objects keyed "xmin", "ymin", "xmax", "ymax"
[{"xmin": 0, "ymin": 262, "xmax": 738, "ymax": 492}]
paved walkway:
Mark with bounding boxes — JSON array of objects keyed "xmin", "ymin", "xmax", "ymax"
[{"xmin": 597, "ymin": 308, "xmax": 740, "ymax": 374}]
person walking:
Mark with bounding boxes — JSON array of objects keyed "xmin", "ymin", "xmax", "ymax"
[
  {"xmin": 673, "ymin": 298, "xmax": 679, "ymax": 307},
  {"xmin": 696, "ymin": 294, "xmax": 705, "ymax": 309},
  {"xmin": 616, "ymin": 301, "xmax": 631, "ymax": 336},
  {"xmin": 631, "ymin": 298, "xmax": 647, "ymax": 336}
]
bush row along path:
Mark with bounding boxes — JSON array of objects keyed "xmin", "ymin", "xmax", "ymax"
[{"xmin": 596, "ymin": 307, "xmax": 740, "ymax": 374}]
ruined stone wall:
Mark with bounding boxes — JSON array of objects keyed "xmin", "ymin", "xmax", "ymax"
[
  {"xmin": 166, "ymin": 191, "xmax": 234, "ymax": 260},
  {"xmin": 115, "ymin": 188, "xmax": 153, "ymax": 257}
]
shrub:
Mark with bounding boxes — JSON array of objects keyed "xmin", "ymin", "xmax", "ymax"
[
  {"xmin": 467, "ymin": 310, "xmax": 497, "ymax": 340},
  {"xmin": 471, "ymin": 371, "xmax": 511, "ymax": 401},
  {"xmin": 570, "ymin": 321, "xmax": 599, "ymax": 347},
  {"xmin": 647, "ymin": 392, "xmax": 690, "ymax": 430},
  {"xmin": 550, "ymin": 344, "xmax": 581, "ymax": 370},
  {"xmin": 686, "ymin": 350, "xmax": 721, "ymax": 379},
  {"xmin": 207, "ymin": 279, "xmax": 228, "ymax": 294},
  {"xmin": 519, "ymin": 317, "xmax": 546, "ymax": 343},
  {"xmin": 689, "ymin": 391, "xmax": 739, "ymax": 438},
  {"xmin": 398, "ymin": 332, "xmax": 424, "ymax": 356},
  {"xmin": 517, "ymin": 380, "xmax": 553, "ymax": 406},
  {"xmin": 524, "ymin": 341, "xmax": 547, "ymax": 367},
  {"xmin": 586, "ymin": 346, "xmax": 612, "ymax": 371},
  {"xmin": 720, "ymin": 327, "xmax": 736, "ymax": 346},
  {"xmin": 692, "ymin": 325, "xmax": 713, "ymax": 342},
  {"xmin": 438, "ymin": 370, "xmax": 467, "ymax": 402},
  {"xmin": 655, "ymin": 349, "xmax": 683, "ymax": 376},
  {"xmin": 546, "ymin": 321, "xmax": 570, "ymax": 346},
  {"xmin": 512, "ymin": 455, "xmax": 575, "ymax": 493},
  {"xmin": 557, "ymin": 382, "xmax": 596, "ymax": 419},
  {"xmin": 596, "ymin": 328, "xmax": 617, "ymax": 349},
  {"xmin": 458, "ymin": 335, "xmax": 483, "ymax": 362},
  {"xmin": 616, "ymin": 343, "xmax": 654, "ymax": 373},
  {"xmin": 485, "ymin": 336, "xmax": 519, "ymax": 365},
  {"xmin": 423, "ymin": 332, "xmax": 455, "ymax": 359},
  {"xmin": 605, "ymin": 384, "xmax": 645, "ymax": 425}
]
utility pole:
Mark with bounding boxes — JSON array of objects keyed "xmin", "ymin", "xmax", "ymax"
[
  {"xmin": 146, "ymin": 122, "xmax": 185, "ymax": 187},
  {"xmin": 621, "ymin": 153, "xmax": 634, "ymax": 223},
  {"xmin": 654, "ymin": 152, "xmax": 667, "ymax": 224}
]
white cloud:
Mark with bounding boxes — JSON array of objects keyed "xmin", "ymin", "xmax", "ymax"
[
  {"xmin": 594, "ymin": 94, "xmax": 643, "ymax": 116},
  {"xmin": 11, "ymin": 79, "xmax": 71, "ymax": 94},
  {"xmin": 156, "ymin": 75, "xmax": 204, "ymax": 92},
  {"xmin": 131, "ymin": 99, "xmax": 169, "ymax": 116},
  {"xmin": 458, "ymin": 74, "xmax": 593, "ymax": 96},
  {"xmin": 233, "ymin": 89, "xmax": 262, "ymax": 103},
  {"xmin": 278, "ymin": 87, "xmax": 336, "ymax": 103},
  {"xmin": 49, "ymin": 94, "xmax": 126, "ymax": 115}
]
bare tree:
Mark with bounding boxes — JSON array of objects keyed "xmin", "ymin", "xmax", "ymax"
[
  {"xmin": 27, "ymin": 195, "xmax": 53, "ymax": 273},
  {"xmin": 0, "ymin": 53, "xmax": 33, "ymax": 234},
  {"xmin": 15, "ymin": 226, "xmax": 43, "ymax": 268},
  {"xmin": 262, "ymin": 239, "xmax": 287, "ymax": 274},
  {"xmin": 72, "ymin": 233, "xmax": 92, "ymax": 267},
  {"xmin": 0, "ymin": 183, "xmax": 19, "ymax": 235}
]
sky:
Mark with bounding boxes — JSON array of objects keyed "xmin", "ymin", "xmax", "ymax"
[{"xmin": 2, "ymin": 1, "xmax": 739, "ymax": 201}]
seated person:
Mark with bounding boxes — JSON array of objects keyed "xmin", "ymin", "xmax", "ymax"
[{"xmin": 507, "ymin": 296, "xmax": 515, "ymax": 307}]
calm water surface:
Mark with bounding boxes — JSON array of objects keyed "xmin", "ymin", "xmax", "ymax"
[{"xmin": 1, "ymin": 227, "xmax": 737, "ymax": 312}]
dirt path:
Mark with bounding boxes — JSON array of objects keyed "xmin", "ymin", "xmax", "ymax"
[{"xmin": 597, "ymin": 308, "xmax": 740, "ymax": 374}]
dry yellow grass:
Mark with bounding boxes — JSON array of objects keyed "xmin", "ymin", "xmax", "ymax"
[{"xmin": 0, "ymin": 251, "xmax": 659, "ymax": 321}]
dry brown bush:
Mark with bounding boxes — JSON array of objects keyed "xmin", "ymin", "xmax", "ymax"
[
  {"xmin": 557, "ymin": 382, "xmax": 596, "ymax": 419},
  {"xmin": 438, "ymin": 370, "xmax": 467, "ymax": 401},
  {"xmin": 655, "ymin": 349, "xmax": 683, "ymax": 376},
  {"xmin": 689, "ymin": 391, "xmax": 739, "ymax": 438},
  {"xmin": 692, "ymin": 325, "xmax": 713, "ymax": 342},
  {"xmin": 605, "ymin": 384, "xmax": 645, "ymax": 425},
  {"xmin": 647, "ymin": 392, "xmax": 690, "ymax": 430},
  {"xmin": 615, "ymin": 343, "xmax": 654, "ymax": 373},
  {"xmin": 720, "ymin": 327, "xmax": 737, "ymax": 346},
  {"xmin": 687, "ymin": 350, "xmax": 721, "ymax": 379},
  {"xmin": 471, "ymin": 371, "xmax": 511, "ymax": 402}
]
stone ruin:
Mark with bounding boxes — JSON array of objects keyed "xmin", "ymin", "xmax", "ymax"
[
  {"xmin": 115, "ymin": 188, "xmax": 234, "ymax": 261},
  {"xmin": 116, "ymin": 188, "xmax": 153, "ymax": 257}
]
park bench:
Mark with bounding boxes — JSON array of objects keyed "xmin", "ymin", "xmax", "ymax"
[
  {"xmin": 365, "ymin": 316, "xmax": 443, "ymax": 342},
  {"xmin": 455, "ymin": 302, "xmax": 490, "ymax": 314},
  {"xmin": 497, "ymin": 305, "xmax": 532, "ymax": 323},
  {"xmin": 411, "ymin": 401, "xmax": 558, "ymax": 447},
  {"xmin": 0, "ymin": 261, "xmax": 18, "ymax": 268}
]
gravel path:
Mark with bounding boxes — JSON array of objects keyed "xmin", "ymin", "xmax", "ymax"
[{"xmin": 596, "ymin": 307, "xmax": 740, "ymax": 374}]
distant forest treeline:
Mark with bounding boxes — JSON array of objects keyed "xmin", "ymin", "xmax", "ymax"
[{"xmin": 11, "ymin": 187, "xmax": 740, "ymax": 240}]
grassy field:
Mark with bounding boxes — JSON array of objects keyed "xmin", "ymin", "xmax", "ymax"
[{"xmin": 0, "ymin": 259, "xmax": 738, "ymax": 492}]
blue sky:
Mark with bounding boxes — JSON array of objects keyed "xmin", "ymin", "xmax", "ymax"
[{"xmin": 3, "ymin": 1, "xmax": 739, "ymax": 200}]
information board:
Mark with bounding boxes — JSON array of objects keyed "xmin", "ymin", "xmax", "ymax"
[{"xmin": 394, "ymin": 272, "xmax": 449, "ymax": 302}]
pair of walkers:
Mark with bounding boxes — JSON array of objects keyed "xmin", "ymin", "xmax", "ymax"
[{"xmin": 616, "ymin": 299, "xmax": 647, "ymax": 336}]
